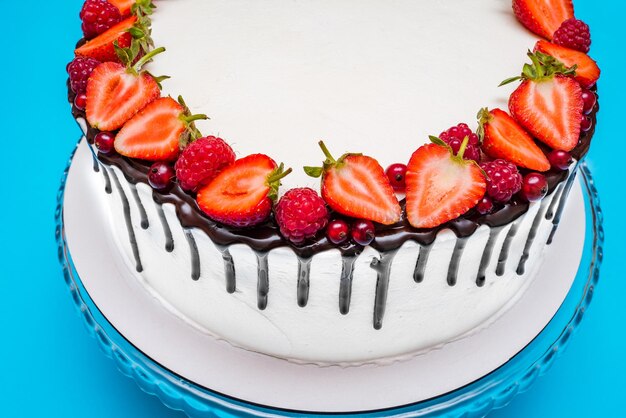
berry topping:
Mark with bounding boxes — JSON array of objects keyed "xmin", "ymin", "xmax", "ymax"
[
  {"xmin": 553, "ymin": 18, "xmax": 591, "ymax": 53},
  {"xmin": 75, "ymin": 16, "xmax": 136, "ymax": 63},
  {"xmin": 534, "ymin": 40, "xmax": 600, "ymax": 89},
  {"xmin": 351, "ymin": 220, "xmax": 376, "ymax": 247},
  {"xmin": 114, "ymin": 96, "xmax": 208, "ymax": 162},
  {"xmin": 275, "ymin": 188, "xmax": 329, "ymax": 244},
  {"xmin": 67, "ymin": 56, "xmax": 101, "ymax": 94},
  {"xmin": 86, "ymin": 47, "xmax": 164, "ymax": 131},
  {"xmin": 512, "ymin": 0, "xmax": 574, "ymax": 40},
  {"xmin": 520, "ymin": 173, "xmax": 549, "ymax": 202},
  {"xmin": 476, "ymin": 196, "xmax": 494, "ymax": 215},
  {"xmin": 502, "ymin": 51, "xmax": 583, "ymax": 152},
  {"xmin": 481, "ymin": 159, "xmax": 523, "ymax": 203},
  {"xmin": 385, "ymin": 163, "xmax": 408, "ymax": 192},
  {"xmin": 405, "ymin": 137, "xmax": 487, "ymax": 228},
  {"xmin": 326, "ymin": 219, "xmax": 350, "ymax": 245},
  {"xmin": 580, "ymin": 115, "xmax": 592, "ymax": 132},
  {"xmin": 581, "ymin": 89, "xmax": 597, "ymax": 115},
  {"xmin": 109, "ymin": 0, "xmax": 154, "ymax": 17},
  {"xmin": 478, "ymin": 108, "xmax": 550, "ymax": 172},
  {"xmin": 439, "ymin": 123, "xmax": 481, "ymax": 162},
  {"xmin": 305, "ymin": 142, "xmax": 401, "ymax": 225},
  {"xmin": 175, "ymin": 136, "xmax": 236, "ymax": 192},
  {"xmin": 80, "ymin": 0, "xmax": 122, "ymax": 40},
  {"xmin": 94, "ymin": 131, "xmax": 115, "ymax": 154},
  {"xmin": 74, "ymin": 93, "xmax": 88, "ymax": 111},
  {"xmin": 197, "ymin": 155, "xmax": 291, "ymax": 228},
  {"xmin": 148, "ymin": 162, "xmax": 176, "ymax": 190},
  {"xmin": 547, "ymin": 150, "xmax": 573, "ymax": 171}
]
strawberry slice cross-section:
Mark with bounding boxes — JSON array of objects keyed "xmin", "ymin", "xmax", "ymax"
[
  {"xmin": 512, "ymin": 0, "xmax": 574, "ymax": 40},
  {"xmin": 534, "ymin": 40, "xmax": 600, "ymax": 89}
]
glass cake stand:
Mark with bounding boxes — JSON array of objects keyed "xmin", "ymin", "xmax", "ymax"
[{"xmin": 55, "ymin": 139, "xmax": 603, "ymax": 418}]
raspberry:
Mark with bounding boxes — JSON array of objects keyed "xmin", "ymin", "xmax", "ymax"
[
  {"xmin": 553, "ymin": 18, "xmax": 591, "ymax": 53},
  {"xmin": 275, "ymin": 188, "xmax": 329, "ymax": 245},
  {"xmin": 80, "ymin": 0, "xmax": 122, "ymax": 40},
  {"xmin": 175, "ymin": 136, "xmax": 236, "ymax": 192},
  {"xmin": 480, "ymin": 159, "xmax": 522, "ymax": 203},
  {"xmin": 67, "ymin": 56, "xmax": 101, "ymax": 94},
  {"xmin": 439, "ymin": 123, "xmax": 481, "ymax": 162}
]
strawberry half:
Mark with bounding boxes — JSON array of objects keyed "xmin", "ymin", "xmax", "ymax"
[
  {"xmin": 109, "ymin": 0, "xmax": 154, "ymax": 16},
  {"xmin": 86, "ymin": 47, "xmax": 165, "ymax": 131},
  {"xmin": 502, "ymin": 51, "xmax": 583, "ymax": 152},
  {"xmin": 534, "ymin": 40, "xmax": 600, "ymax": 88},
  {"xmin": 512, "ymin": 0, "xmax": 574, "ymax": 40},
  {"xmin": 477, "ymin": 108, "xmax": 550, "ymax": 172},
  {"xmin": 406, "ymin": 137, "xmax": 486, "ymax": 229},
  {"xmin": 115, "ymin": 96, "xmax": 208, "ymax": 161},
  {"xmin": 75, "ymin": 16, "xmax": 136, "ymax": 63},
  {"xmin": 197, "ymin": 155, "xmax": 292, "ymax": 228},
  {"xmin": 305, "ymin": 142, "xmax": 401, "ymax": 225}
]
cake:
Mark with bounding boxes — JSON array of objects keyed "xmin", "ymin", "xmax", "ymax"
[{"xmin": 67, "ymin": 0, "xmax": 600, "ymax": 364}]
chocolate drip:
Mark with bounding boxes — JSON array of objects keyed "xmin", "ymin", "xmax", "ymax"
[
  {"xmin": 338, "ymin": 255, "xmax": 357, "ymax": 315},
  {"xmin": 545, "ymin": 183, "xmax": 564, "ymax": 221},
  {"xmin": 547, "ymin": 166, "xmax": 579, "ymax": 245},
  {"xmin": 155, "ymin": 202, "xmax": 174, "ymax": 252},
  {"xmin": 110, "ymin": 169, "xmax": 143, "ymax": 272},
  {"xmin": 130, "ymin": 183, "xmax": 149, "ymax": 229},
  {"xmin": 447, "ymin": 236, "xmax": 468, "ymax": 286},
  {"xmin": 371, "ymin": 250, "xmax": 399, "ymax": 330},
  {"xmin": 496, "ymin": 221, "xmax": 521, "ymax": 277},
  {"xmin": 92, "ymin": 154, "xmax": 100, "ymax": 172},
  {"xmin": 297, "ymin": 257, "xmax": 312, "ymax": 308},
  {"xmin": 185, "ymin": 229, "xmax": 200, "ymax": 281},
  {"xmin": 256, "ymin": 252, "xmax": 270, "ymax": 310},
  {"xmin": 517, "ymin": 198, "xmax": 551, "ymax": 275},
  {"xmin": 476, "ymin": 226, "xmax": 505, "ymax": 287},
  {"xmin": 413, "ymin": 244, "xmax": 432, "ymax": 283},
  {"xmin": 216, "ymin": 245, "xmax": 236, "ymax": 294},
  {"xmin": 101, "ymin": 165, "xmax": 112, "ymax": 194}
]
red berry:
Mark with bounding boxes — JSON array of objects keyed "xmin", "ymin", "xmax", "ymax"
[
  {"xmin": 520, "ymin": 173, "xmax": 548, "ymax": 202},
  {"xmin": 80, "ymin": 0, "xmax": 123, "ymax": 40},
  {"xmin": 480, "ymin": 159, "xmax": 522, "ymax": 203},
  {"xmin": 326, "ymin": 219, "xmax": 350, "ymax": 245},
  {"xmin": 552, "ymin": 18, "xmax": 591, "ymax": 53},
  {"xmin": 581, "ymin": 115, "xmax": 592, "ymax": 132},
  {"xmin": 94, "ymin": 131, "xmax": 115, "ymax": 154},
  {"xmin": 275, "ymin": 188, "xmax": 329, "ymax": 244},
  {"xmin": 476, "ymin": 196, "xmax": 494, "ymax": 215},
  {"xmin": 385, "ymin": 163, "xmax": 407, "ymax": 191},
  {"xmin": 67, "ymin": 56, "xmax": 101, "ymax": 94},
  {"xmin": 351, "ymin": 220, "xmax": 375, "ymax": 246},
  {"xmin": 175, "ymin": 136, "xmax": 236, "ymax": 192},
  {"xmin": 74, "ymin": 93, "xmax": 88, "ymax": 111},
  {"xmin": 148, "ymin": 162, "xmax": 176, "ymax": 190},
  {"xmin": 547, "ymin": 150, "xmax": 573, "ymax": 171},
  {"xmin": 439, "ymin": 123, "xmax": 481, "ymax": 162},
  {"xmin": 581, "ymin": 89, "xmax": 597, "ymax": 115}
]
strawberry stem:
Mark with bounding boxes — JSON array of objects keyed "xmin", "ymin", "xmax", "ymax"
[
  {"xmin": 318, "ymin": 141, "xmax": 336, "ymax": 164},
  {"xmin": 182, "ymin": 114, "xmax": 209, "ymax": 123},
  {"xmin": 133, "ymin": 46, "xmax": 166, "ymax": 72},
  {"xmin": 457, "ymin": 136, "xmax": 470, "ymax": 160},
  {"xmin": 267, "ymin": 164, "xmax": 293, "ymax": 183}
]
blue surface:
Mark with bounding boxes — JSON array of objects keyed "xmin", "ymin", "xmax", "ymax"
[{"xmin": 2, "ymin": 0, "xmax": 623, "ymax": 417}]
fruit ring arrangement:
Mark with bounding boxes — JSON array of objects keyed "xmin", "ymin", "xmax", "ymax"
[{"xmin": 67, "ymin": 0, "xmax": 600, "ymax": 250}]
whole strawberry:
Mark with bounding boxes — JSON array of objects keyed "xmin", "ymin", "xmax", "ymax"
[
  {"xmin": 80, "ymin": 0, "xmax": 122, "ymax": 40},
  {"xmin": 275, "ymin": 188, "xmax": 329, "ymax": 245},
  {"xmin": 439, "ymin": 123, "xmax": 481, "ymax": 162},
  {"xmin": 67, "ymin": 56, "xmax": 101, "ymax": 94},
  {"xmin": 481, "ymin": 159, "xmax": 522, "ymax": 203},
  {"xmin": 553, "ymin": 18, "xmax": 591, "ymax": 53},
  {"xmin": 175, "ymin": 136, "xmax": 236, "ymax": 192}
]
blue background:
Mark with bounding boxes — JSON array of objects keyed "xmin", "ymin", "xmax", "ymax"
[{"xmin": 3, "ymin": 1, "xmax": 624, "ymax": 416}]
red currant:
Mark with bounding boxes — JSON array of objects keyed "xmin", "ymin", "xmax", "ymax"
[
  {"xmin": 148, "ymin": 162, "xmax": 176, "ymax": 190},
  {"xmin": 385, "ymin": 163, "xmax": 408, "ymax": 191},
  {"xmin": 351, "ymin": 220, "xmax": 375, "ymax": 246},
  {"xmin": 74, "ymin": 93, "xmax": 87, "ymax": 111},
  {"xmin": 547, "ymin": 150, "xmax": 573, "ymax": 171},
  {"xmin": 580, "ymin": 115, "xmax": 592, "ymax": 132},
  {"xmin": 326, "ymin": 219, "xmax": 350, "ymax": 245},
  {"xmin": 520, "ymin": 173, "xmax": 548, "ymax": 202},
  {"xmin": 94, "ymin": 131, "xmax": 115, "ymax": 154},
  {"xmin": 476, "ymin": 196, "xmax": 494, "ymax": 215},
  {"xmin": 581, "ymin": 89, "xmax": 596, "ymax": 115}
]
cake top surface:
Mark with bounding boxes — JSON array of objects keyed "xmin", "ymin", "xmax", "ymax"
[{"xmin": 150, "ymin": 0, "xmax": 537, "ymax": 191}]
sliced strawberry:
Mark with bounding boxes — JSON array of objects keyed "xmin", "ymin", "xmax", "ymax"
[
  {"xmin": 86, "ymin": 47, "xmax": 165, "ymax": 131},
  {"xmin": 502, "ymin": 51, "xmax": 583, "ymax": 152},
  {"xmin": 405, "ymin": 138, "xmax": 486, "ymax": 229},
  {"xmin": 75, "ymin": 16, "xmax": 136, "ymax": 63},
  {"xmin": 109, "ymin": 0, "xmax": 156, "ymax": 17},
  {"xmin": 197, "ymin": 155, "xmax": 292, "ymax": 228},
  {"xmin": 478, "ymin": 108, "xmax": 550, "ymax": 172},
  {"xmin": 534, "ymin": 40, "xmax": 600, "ymax": 88},
  {"xmin": 114, "ymin": 96, "xmax": 208, "ymax": 161},
  {"xmin": 305, "ymin": 142, "xmax": 401, "ymax": 225},
  {"xmin": 108, "ymin": 0, "xmax": 136, "ymax": 16},
  {"xmin": 512, "ymin": 0, "xmax": 574, "ymax": 39}
]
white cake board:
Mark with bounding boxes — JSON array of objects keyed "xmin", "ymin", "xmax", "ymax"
[{"xmin": 63, "ymin": 139, "xmax": 584, "ymax": 413}]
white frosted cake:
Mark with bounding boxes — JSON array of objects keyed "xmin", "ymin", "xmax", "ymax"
[{"xmin": 68, "ymin": 0, "xmax": 599, "ymax": 364}]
